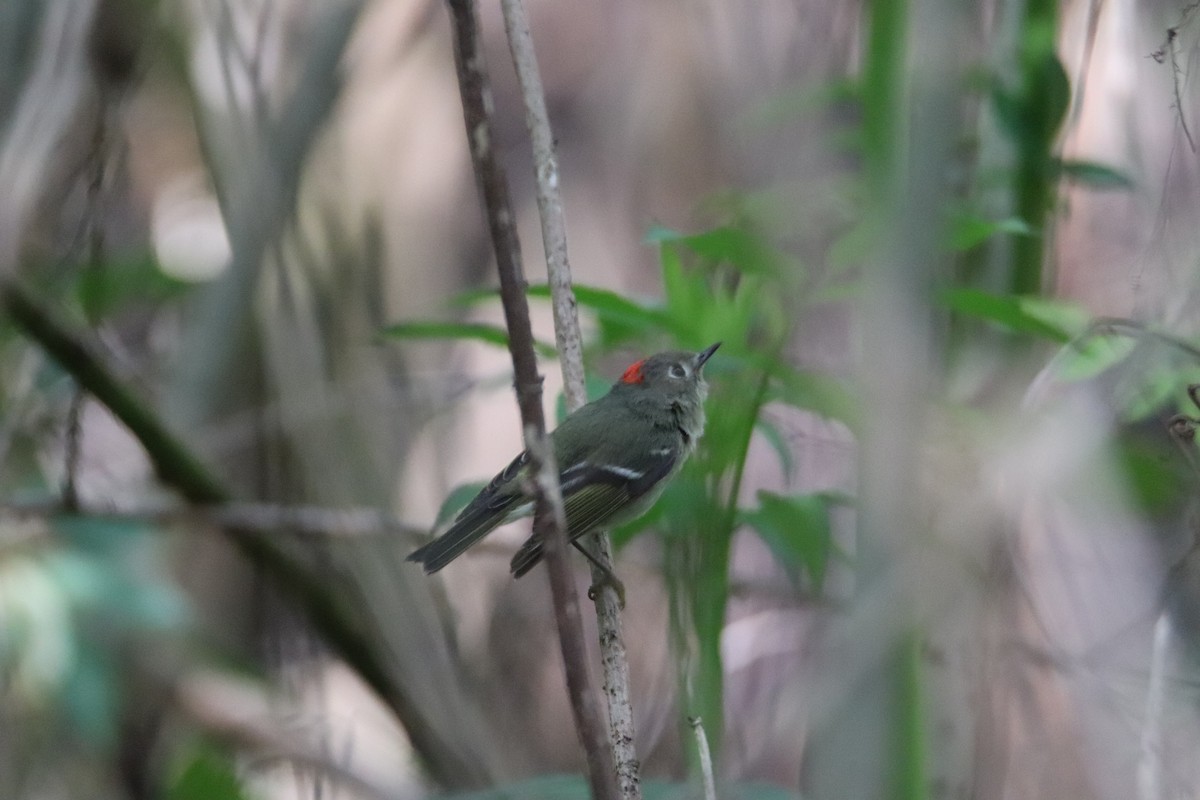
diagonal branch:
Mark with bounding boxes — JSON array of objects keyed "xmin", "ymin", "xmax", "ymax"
[
  {"xmin": 1, "ymin": 281, "xmax": 227, "ymax": 504},
  {"xmin": 443, "ymin": 1, "xmax": 619, "ymax": 797},
  {"xmin": 0, "ymin": 276, "xmax": 487, "ymax": 785},
  {"xmin": 498, "ymin": 1, "xmax": 641, "ymax": 797}
]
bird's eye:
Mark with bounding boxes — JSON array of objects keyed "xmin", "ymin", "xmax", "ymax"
[{"xmin": 669, "ymin": 364, "xmax": 687, "ymax": 379}]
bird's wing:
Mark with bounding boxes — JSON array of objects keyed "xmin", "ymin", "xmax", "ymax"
[
  {"xmin": 559, "ymin": 448, "xmax": 679, "ymax": 526},
  {"xmin": 460, "ymin": 449, "xmax": 531, "ymax": 518},
  {"xmin": 509, "ymin": 444, "xmax": 680, "ymax": 577},
  {"xmin": 407, "ymin": 449, "xmax": 530, "ymax": 573}
]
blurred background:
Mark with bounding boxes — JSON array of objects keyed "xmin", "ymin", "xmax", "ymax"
[{"xmin": 2, "ymin": 0, "xmax": 1200, "ymax": 798}]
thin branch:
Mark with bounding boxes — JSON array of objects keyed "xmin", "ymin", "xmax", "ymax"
[
  {"xmin": 1150, "ymin": 2, "xmax": 1200, "ymax": 152},
  {"xmin": 498, "ymin": 0, "xmax": 586, "ymax": 408},
  {"xmin": 1168, "ymin": 29, "xmax": 1197, "ymax": 153},
  {"xmin": 443, "ymin": 1, "xmax": 618, "ymax": 797},
  {"xmin": 1, "ymin": 281, "xmax": 229, "ymax": 504},
  {"xmin": 498, "ymin": 2, "xmax": 641, "ymax": 797}
]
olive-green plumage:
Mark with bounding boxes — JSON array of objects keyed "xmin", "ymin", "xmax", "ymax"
[{"xmin": 408, "ymin": 343, "xmax": 719, "ymax": 578}]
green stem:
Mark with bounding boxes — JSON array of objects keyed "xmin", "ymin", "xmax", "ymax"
[
  {"xmin": 862, "ymin": 0, "xmax": 907, "ymax": 200},
  {"xmin": 894, "ymin": 630, "xmax": 927, "ymax": 800},
  {"xmin": 692, "ymin": 353, "xmax": 777, "ymax": 764},
  {"xmin": 1010, "ymin": 0, "xmax": 1061, "ymax": 295}
]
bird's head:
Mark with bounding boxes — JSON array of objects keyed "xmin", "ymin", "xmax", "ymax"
[{"xmin": 614, "ymin": 343, "xmax": 720, "ymax": 408}]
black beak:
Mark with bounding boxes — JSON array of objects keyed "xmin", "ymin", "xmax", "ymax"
[{"xmin": 695, "ymin": 342, "xmax": 721, "ymax": 369}]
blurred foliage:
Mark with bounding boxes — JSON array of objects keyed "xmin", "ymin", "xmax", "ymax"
[
  {"xmin": 0, "ymin": 516, "xmax": 190, "ymax": 775},
  {"xmin": 440, "ymin": 773, "xmax": 801, "ymax": 800},
  {"xmin": 0, "ymin": 246, "xmax": 201, "ymax": 765},
  {"xmin": 71, "ymin": 253, "xmax": 193, "ymax": 322},
  {"xmin": 167, "ymin": 743, "xmax": 254, "ymax": 800},
  {"xmin": 6, "ymin": 0, "xmax": 1200, "ymax": 796},
  {"xmin": 993, "ymin": 0, "xmax": 1069, "ymax": 294}
]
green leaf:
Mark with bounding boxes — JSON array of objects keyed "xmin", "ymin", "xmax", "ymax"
[
  {"xmin": 74, "ymin": 254, "xmax": 193, "ymax": 321},
  {"xmin": 755, "ymin": 417, "xmax": 795, "ymax": 482},
  {"xmin": 1056, "ymin": 159, "xmax": 1134, "ymax": 190},
  {"xmin": 940, "ymin": 288, "xmax": 1073, "ymax": 342},
  {"xmin": 380, "ymin": 321, "xmax": 557, "ymax": 358},
  {"xmin": 990, "ymin": 51, "xmax": 1070, "ymax": 151},
  {"xmin": 570, "ymin": 285, "xmax": 667, "ymax": 330},
  {"xmin": 768, "ymin": 363, "xmax": 859, "ymax": 428},
  {"xmin": 168, "ymin": 745, "xmax": 252, "ymax": 800},
  {"xmin": 1037, "ymin": 53, "xmax": 1071, "ymax": 146},
  {"xmin": 433, "ymin": 482, "xmax": 487, "ymax": 529},
  {"xmin": 740, "ymin": 491, "xmax": 836, "ymax": 592},
  {"xmin": 648, "ymin": 225, "xmax": 782, "ymax": 273},
  {"xmin": 660, "ymin": 244, "xmax": 701, "ymax": 336},
  {"xmin": 558, "ymin": 284, "xmax": 668, "ymax": 345},
  {"xmin": 458, "ymin": 283, "xmax": 669, "ymax": 346},
  {"xmin": 1015, "ymin": 296, "xmax": 1091, "ymax": 339},
  {"xmin": 1116, "ymin": 435, "xmax": 1194, "ymax": 515},
  {"xmin": 464, "ymin": 284, "xmax": 668, "ymax": 334},
  {"xmin": 644, "ymin": 224, "xmax": 685, "ymax": 245},
  {"xmin": 1053, "ymin": 330, "xmax": 1138, "ymax": 382},
  {"xmin": 1121, "ymin": 364, "xmax": 1200, "ymax": 423},
  {"xmin": 946, "ymin": 214, "xmax": 1034, "ymax": 251}
]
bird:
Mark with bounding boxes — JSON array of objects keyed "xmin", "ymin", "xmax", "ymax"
[{"xmin": 407, "ymin": 343, "xmax": 720, "ymax": 593}]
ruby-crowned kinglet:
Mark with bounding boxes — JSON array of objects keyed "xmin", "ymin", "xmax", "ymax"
[{"xmin": 407, "ymin": 343, "xmax": 720, "ymax": 585}]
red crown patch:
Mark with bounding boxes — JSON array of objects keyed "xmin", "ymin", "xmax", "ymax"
[{"xmin": 620, "ymin": 359, "xmax": 645, "ymax": 384}]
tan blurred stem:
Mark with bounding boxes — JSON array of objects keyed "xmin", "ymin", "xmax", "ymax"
[
  {"xmin": 0, "ymin": 277, "xmax": 488, "ymax": 786},
  {"xmin": 498, "ymin": 0, "xmax": 641, "ymax": 797},
  {"xmin": 1137, "ymin": 612, "xmax": 1171, "ymax": 800},
  {"xmin": 444, "ymin": 0, "xmax": 619, "ymax": 797},
  {"xmin": 689, "ymin": 717, "xmax": 716, "ymax": 800},
  {"xmin": 174, "ymin": 671, "xmax": 395, "ymax": 800}
]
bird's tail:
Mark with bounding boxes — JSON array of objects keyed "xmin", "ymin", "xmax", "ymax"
[
  {"xmin": 407, "ymin": 509, "xmax": 506, "ymax": 574},
  {"xmin": 509, "ymin": 536, "xmax": 543, "ymax": 578}
]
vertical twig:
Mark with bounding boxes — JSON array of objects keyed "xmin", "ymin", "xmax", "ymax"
[
  {"xmin": 1136, "ymin": 611, "xmax": 1170, "ymax": 800},
  {"xmin": 497, "ymin": 0, "xmax": 585, "ymax": 404},
  {"xmin": 63, "ymin": 389, "xmax": 85, "ymax": 510},
  {"xmin": 1149, "ymin": 2, "xmax": 1200, "ymax": 152},
  {"xmin": 498, "ymin": 1, "xmax": 642, "ymax": 798},
  {"xmin": 443, "ymin": 1, "xmax": 619, "ymax": 797},
  {"xmin": 1168, "ymin": 29, "xmax": 1197, "ymax": 153},
  {"xmin": 689, "ymin": 717, "xmax": 717, "ymax": 800}
]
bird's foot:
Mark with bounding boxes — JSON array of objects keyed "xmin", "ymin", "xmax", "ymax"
[
  {"xmin": 571, "ymin": 539, "xmax": 627, "ymax": 608},
  {"xmin": 588, "ymin": 570, "xmax": 626, "ymax": 609}
]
